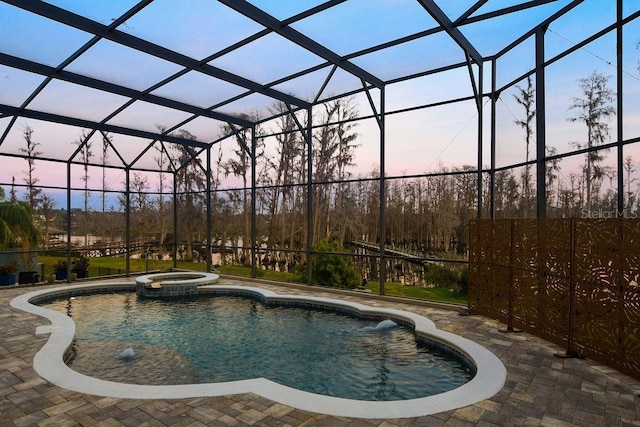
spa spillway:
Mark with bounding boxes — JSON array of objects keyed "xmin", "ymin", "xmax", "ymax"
[{"xmin": 135, "ymin": 272, "xmax": 219, "ymax": 297}]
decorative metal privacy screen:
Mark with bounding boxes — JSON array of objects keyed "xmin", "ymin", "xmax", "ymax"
[{"xmin": 469, "ymin": 218, "xmax": 640, "ymax": 380}]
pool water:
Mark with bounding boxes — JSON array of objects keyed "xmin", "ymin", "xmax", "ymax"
[{"xmin": 41, "ymin": 293, "xmax": 474, "ymax": 401}]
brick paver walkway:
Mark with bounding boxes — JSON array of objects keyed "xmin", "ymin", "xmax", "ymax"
[{"xmin": 1, "ymin": 278, "xmax": 639, "ymax": 426}]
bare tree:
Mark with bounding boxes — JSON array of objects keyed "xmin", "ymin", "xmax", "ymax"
[
  {"xmin": 118, "ymin": 173, "xmax": 150, "ymax": 241},
  {"xmin": 154, "ymin": 140, "xmax": 170, "ymax": 246},
  {"xmin": 100, "ymin": 132, "xmax": 111, "ymax": 214},
  {"xmin": 210, "ymin": 145, "xmax": 227, "ymax": 256},
  {"xmin": 558, "ymin": 172, "xmax": 581, "ymax": 217},
  {"xmin": 362, "ymin": 166, "xmax": 381, "ymax": 244},
  {"xmin": 568, "ymin": 71, "xmax": 615, "ymax": 212},
  {"xmin": 20, "ymin": 125, "xmax": 43, "ymax": 211},
  {"xmin": 220, "ymin": 115, "xmax": 265, "ymax": 263},
  {"xmin": 223, "ymin": 130, "xmax": 251, "ymax": 263},
  {"xmin": 545, "ymin": 146, "xmax": 561, "ymax": 212},
  {"xmin": 74, "ymin": 130, "xmax": 93, "ymax": 246},
  {"xmin": 288, "ymin": 128, "xmax": 308, "ymax": 259},
  {"xmin": 312, "ymin": 98, "xmax": 359, "ymax": 242},
  {"xmin": 332, "ymin": 100, "xmax": 360, "ymax": 243},
  {"xmin": 39, "ymin": 194, "xmax": 56, "ymax": 249},
  {"xmin": 494, "ymin": 169, "xmax": 520, "ymax": 218},
  {"xmin": 265, "ymin": 104, "xmax": 299, "ymax": 246},
  {"xmin": 513, "ymin": 75, "xmax": 535, "ymax": 216},
  {"xmin": 97, "ymin": 131, "xmax": 112, "ymax": 243},
  {"xmin": 453, "ymin": 165, "xmax": 477, "ymax": 254},
  {"xmin": 172, "ymin": 130, "xmax": 206, "ymax": 261},
  {"xmin": 624, "ymin": 155, "xmax": 637, "ymax": 213},
  {"xmin": 9, "ymin": 176, "xmax": 17, "ymax": 201},
  {"xmin": 426, "ymin": 167, "xmax": 457, "ymax": 252}
]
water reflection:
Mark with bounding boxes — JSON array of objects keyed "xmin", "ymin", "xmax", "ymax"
[{"xmin": 40, "ymin": 293, "xmax": 474, "ymax": 401}]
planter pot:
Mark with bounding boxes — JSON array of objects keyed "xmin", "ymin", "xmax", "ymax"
[
  {"xmin": 0, "ymin": 273, "xmax": 16, "ymax": 286},
  {"xmin": 72, "ymin": 269, "xmax": 89, "ymax": 279},
  {"xmin": 54, "ymin": 271, "xmax": 68, "ymax": 281}
]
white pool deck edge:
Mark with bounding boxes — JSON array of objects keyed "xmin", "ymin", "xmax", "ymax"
[{"xmin": 10, "ymin": 282, "xmax": 507, "ymax": 419}]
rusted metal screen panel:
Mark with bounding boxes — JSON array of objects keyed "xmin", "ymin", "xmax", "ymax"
[
  {"xmin": 529, "ymin": 218, "xmax": 572, "ymax": 346},
  {"xmin": 468, "ymin": 219, "xmax": 509, "ymax": 324},
  {"xmin": 468, "ymin": 218, "xmax": 490, "ymax": 313},
  {"xmin": 510, "ymin": 219, "xmax": 568, "ymax": 345},
  {"xmin": 468, "ymin": 218, "xmax": 640, "ymax": 380},
  {"xmin": 620, "ymin": 220, "xmax": 640, "ymax": 377},
  {"xmin": 571, "ymin": 219, "xmax": 640, "ymax": 377},
  {"xmin": 510, "ymin": 219, "xmax": 539, "ymax": 332}
]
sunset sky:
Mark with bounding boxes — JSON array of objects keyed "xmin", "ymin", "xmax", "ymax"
[{"xmin": 0, "ymin": 0, "xmax": 639, "ymax": 209}]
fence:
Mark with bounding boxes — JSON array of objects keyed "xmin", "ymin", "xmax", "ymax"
[{"xmin": 468, "ymin": 218, "xmax": 640, "ymax": 380}]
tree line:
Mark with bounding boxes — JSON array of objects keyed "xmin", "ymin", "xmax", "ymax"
[{"xmin": 4, "ymin": 70, "xmax": 639, "ymax": 279}]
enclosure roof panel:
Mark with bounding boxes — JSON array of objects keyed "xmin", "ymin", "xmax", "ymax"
[
  {"xmin": 0, "ymin": 0, "xmax": 590, "ymax": 162},
  {"xmin": 289, "ymin": 0, "xmax": 439, "ymax": 57},
  {"xmin": 119, "ymin": 0, "xmax": 267, "ymax": 60}
]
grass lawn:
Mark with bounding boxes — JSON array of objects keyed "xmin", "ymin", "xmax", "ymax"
[
  {"xmin": 37, "ymin": 256, "xmax": 467, "ymax": 305},
  {"xmin": 215, "ymin": 265, "xmax": 467, "ymax": 305},
  {"xmin": 365, "ymin": 281, "xmax": 467, "ymax": 305}
]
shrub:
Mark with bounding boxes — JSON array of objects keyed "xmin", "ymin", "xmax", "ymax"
[
  {"xmin": 424, "ymin": 263, "xmax": 459, "ymax": 288},
  {"xmin": 72, "ymin": 254, "xmax": 90, "ymax": 270},
  {"xmin": 458, "ymin": 266, "xmax": 469, "ymax": 296},
  {"xmin": 424, "ymin": 263, "xmax": 468, "ymax": 295},
  {"xmin": 0, "ymin": 262, "xmax": 17, "ymax": 275},
  {"xmin": 54, "ymin": 259, "xmax": 68, "ymax": 272},
  {"xmin": 300, "ymin": 240, "xmax": 360, "ymax": 289}
]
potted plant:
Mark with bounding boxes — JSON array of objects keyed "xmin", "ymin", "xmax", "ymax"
[
  {"xmin": 0, "ymin": 262, "xmax": 17, "ymax": 286},
  {"xmin": 72, "ymin": 254, "xmax": 90, "ymax": 279},
  {"xmin": 54, "ymin": 259, "xmax": 68, "ymax": 281}
]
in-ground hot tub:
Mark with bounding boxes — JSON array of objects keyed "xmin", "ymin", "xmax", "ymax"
[{"xmin": 135, "ymin": 272, "xmax": 219, "ymax": 297}]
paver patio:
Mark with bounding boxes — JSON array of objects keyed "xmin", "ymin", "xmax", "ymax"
[{"xmin": 1, "ymin": 278, "xmax": 638, "ymax": 426}]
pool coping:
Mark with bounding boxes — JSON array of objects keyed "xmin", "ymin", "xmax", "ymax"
[
  {"xmin": 10, "ymin": 282, "xmax": 507, "ymax": 419},
  {"xmin": 136, "ymin": 271, "xmax": 220, "ymax": 286},
  {"xmin": 135, "ymin": 271, "xmax": 219, "ymax": 297}
]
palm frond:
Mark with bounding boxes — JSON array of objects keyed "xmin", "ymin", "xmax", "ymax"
[{"xmin": 0, "ymin": 201, "xmax": 40, "ymax": 248}]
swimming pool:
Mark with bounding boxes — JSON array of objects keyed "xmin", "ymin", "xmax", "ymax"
[
  {"xmin": 39, "ymin": 292, "xmax": 474, "ymax": 401},
  {"xmin": 11, "ymin": 282, "xmax": 507, "ymax": 418}
]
